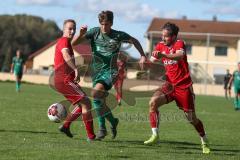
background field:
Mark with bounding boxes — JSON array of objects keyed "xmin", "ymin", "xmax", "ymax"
[{"xmin": 0, "ymin": 82, "xmax": 239, "ymax": 160}]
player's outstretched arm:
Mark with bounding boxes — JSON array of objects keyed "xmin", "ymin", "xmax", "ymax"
[
  {"xmin": 129, "ymin": 37, "xmax": 147, "ymax": 70},
  {"xmin": 72, "ymin": 25, "xmax": 88, "ymax": 46},
  {"xmin": 161, "ymin": 49, "xmax": 184, "ymax": 60}
]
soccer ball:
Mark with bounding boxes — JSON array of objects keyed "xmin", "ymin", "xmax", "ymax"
[{"xmin": 47, "ymin": 103, "xmax": 67, "ymax": 123}]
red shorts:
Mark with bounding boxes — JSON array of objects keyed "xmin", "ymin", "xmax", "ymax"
[
  {"xmin": 165, "ymin": 85, "xmax": 195, "ymax": 112},
  {"xmin": 54, "ymin": 80, "xmax": 86, "ymax": 105}
]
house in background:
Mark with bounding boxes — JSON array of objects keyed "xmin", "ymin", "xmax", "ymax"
[
  {"xmin": 146, "ymin": 17, "xmax": 240, "ymax": 87},
  {"xmin": 26, "ymin": 41, "xmax": 92, "ymax": 75}
]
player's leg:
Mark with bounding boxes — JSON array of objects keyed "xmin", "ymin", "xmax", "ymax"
[
  {"xmin": 184, "ymin": 111, "xmax": 210, "ymax": 154},
  {"xmin": 58, "ymin": 81, "xmax": 91, "ymax": 139},
  {"xmin": 79, "ymin": 97, "xmax": 96, "ymax": 140},
  {"xmin": 62, "ymin": 105, "xmax": 82, "ymax": 129},
  {"xmin": 92, "ymin": 83, "xmax": 118, "ymax": 139},
  {"xmin": 92, "ymin": 83, "xmax": 108, "ymax": 139},
  {"xmin": 224, "ymin": 88, "xmax": 228, "ymax": 99},
  {"xmin": 233, "ymin": 87, "xmax": 238, "ymax": 110},
  {"xmin": 113, "ymin": 81, "xmax": 120, "ymax": 103},
  {"xmin": 18, "ymin": 73, "xmax": 23, "ymax": 90},
  {"xmin": 114, "ymin": 79, "xmax": 123, "ymax": 105},
  {"xmin": 117, "ymin": 79, "xmax": 123, "ymax": 105},
  {"xmin": 176, "ymin": 86, "xmax": 210, "ymax": 153},
  {"xmin": 228, "ymin": 88, "xmax": 231, "ymax": 99},
  {"xmin": 15, "ymin": 74, "xmax": 21, "ymax": 92},
  {"xmin": 237, "ymin": 91, "xmax": 240, "ymax": 110},
  {"xmin": 103, "ymin": 97, "xmax": 119, "ymax": 139},
  {"xmin": 144, "ymin": 86, "xmax": 171, "ymax": 145},
  {"xmin": 59, "ymin": 104, "xmax": 82, "ymax": 138}
]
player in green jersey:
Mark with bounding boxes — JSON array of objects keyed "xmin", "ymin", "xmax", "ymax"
[
  {"xmin": 10, "ymin": 49, "xmax": 26, "ymax": 92},
  {"xmin": 72, "ymin": 10, "xmax": 147, "ymax": 140},
  {"xmin": 228, "ymin": 62, "xmax": 240, "ymax": 110}
]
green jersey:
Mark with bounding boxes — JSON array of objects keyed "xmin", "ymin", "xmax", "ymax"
[
  {"xmin": 233, "ymin": 71, "xmax": 240, "ymax": 86},
  {"xmin": 12, "ymin": 56, "xmax": 24, "ymax": 74},
  {"xmin": 232, "ymin": 70, "xmax": 240, "ymax": 93},
  {"xmin": 85, "ymin": 27, "xmax": 131, "ymax": 89}
]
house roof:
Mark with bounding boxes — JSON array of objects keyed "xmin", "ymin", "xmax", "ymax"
[
  {"xmin": 28, "ymin": 39, "xmax": 92, "ymax": 60},
  {"xmin": 73, "ymin": 43, "xmax": 92, "ymax": 59},
  {"xmin": 28, "ymin": 39, "xmax": 138, "ymax": 63},
  {"xmin": 147, "ymin": 18, "xmax": 240, "ymax": 43},
  {"xmin": 28, "ymin": 40, "xmax": 57, "ymax": 59}
]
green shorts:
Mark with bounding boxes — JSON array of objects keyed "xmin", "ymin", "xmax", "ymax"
[
  {"xmin": 92, "ymin": 70, "xmax": 118, "ymax": 90},
  {"xmin": 14, "ymin": 71, "xmax": 23, "ymax": 79},
  {"xmin": 234, "ymin": 86, "xmax": 240, "ymax": 94}
]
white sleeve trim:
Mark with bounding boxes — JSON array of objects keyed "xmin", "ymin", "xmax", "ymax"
[
  {"xmin": 61, "ymin": 48, "xmax": 69, "ymax": 54},
  {"xmin": 150, "ymin": 56, "xmax": 158, "ymax": 62},
  {"xmin": 176, "ymin": 49, "xmax": 185, "ymax": 54}
]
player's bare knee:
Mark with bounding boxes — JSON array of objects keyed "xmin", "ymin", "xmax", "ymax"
[
  {"xmin": 91, "ymin": 89, "xmax": 103, "ymax": 99},
  {"xmin": 185, "ymin": 112, "xmax": 198, "ymax": 125},
  {"xmin": 80, "ymin": 97, "xmax": 91, "ymax": 109},
  {"xmin": 149, "ymin": 99, "xmax": 158, "ymax": 111}
]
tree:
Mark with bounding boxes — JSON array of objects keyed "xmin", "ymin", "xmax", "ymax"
[{"xmin": 0, "ymin": 14, "xmax": 61, "ymax": 71}]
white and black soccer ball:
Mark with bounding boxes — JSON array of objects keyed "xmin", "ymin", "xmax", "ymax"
[{"xmin": 47, "ymin": 103, "xmax": 67, "ymax": 123}]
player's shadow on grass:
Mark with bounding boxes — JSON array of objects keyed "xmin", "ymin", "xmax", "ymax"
[
  {"xmin": 160, "ymin": 140, "xmax": 199, "ymax": 146},
  {"xmin": 107, "ymin": 139, "xmax": 145, "ymax": 145},
  {"xmin": 163, "ymin": 140, "xmax": 240, "ymax": 156},
  {"xmin": 210, "ymin": 148, "xmax": 240, "ymax": 155},
  {"xmin": 107, "ymin": 139, "xmax": 163, "ymax": 150},
  {"xmin": 0, "ymin": 129, "xmax": 61, "ymax": 135},
  {"xmin": 105, "ymin": 155, "xmax": 131, "ymax": 159},
  {"xmin": 108, "ymin": 139, "xmax": 239, "ymax": 156}
]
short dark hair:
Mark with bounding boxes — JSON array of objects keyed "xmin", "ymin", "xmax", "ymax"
[
  {"xmin": 162, "ymin": 22, "xmax": 179, "ymax": 36},
  {"xmin": 63, "ymin": 19, "xmax": 76, "ymax": 28},
  {"xmin": 98, "ymin": 10, "xmax": 114, "ymax": 24}
]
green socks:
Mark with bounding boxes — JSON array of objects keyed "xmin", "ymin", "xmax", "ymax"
[
  {"xmin": 93, "ymin": 99, "xmax": 116, "ymax": 129},
  {"xmin": 93, "ymin": 99, "xmax": 106, "ymax": 129},
  {"xmin": 16, "ymin": 81, "xmax": 20, "ymax": 91},
  {"xmin": 234, "ymin": 99, "xmax": 240, "ymax": 109}
]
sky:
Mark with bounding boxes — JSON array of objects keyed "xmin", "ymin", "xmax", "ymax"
[{"xmin": 1, "ymin": 0, "xmax": 240, "ymax": 58}]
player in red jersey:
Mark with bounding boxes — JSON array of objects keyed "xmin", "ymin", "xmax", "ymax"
[
  {"xmin": 114, "ymin": 52, "xmax": 127, "ymax": 106},
  {"xmin": 144, "ymin": 22, "xmax": 210, "ymax": 154},
  {"xmin": 54, "ymin": 19, "xmax": 95, "ymax": 141}
]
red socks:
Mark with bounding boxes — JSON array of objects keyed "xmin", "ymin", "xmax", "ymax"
[
  {"xmin": 149, "ymin": 111, "xmax": 159, "ymax": 128},
  {"xmin": 116, "ymin": 93, "xmax": 121, "ymax": 102},
  {"xmin": 82, "ymin": 113, "xmax": 95, "ymax": 139},
  {"xmin": 63, "ymin": 107, "xmax": 82, "ymax": 128},
  {"xmin": 63, "ymin": 106, "xmax": 95, "ymax": 139},
  {"xmin": 149, "ymin": 110, "xmax": 206, "ymax": 138}
]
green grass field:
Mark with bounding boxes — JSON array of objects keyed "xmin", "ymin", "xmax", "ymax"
[{"xmin": 0, "ymin": 82, "xmax": 240, "ymax": 160}]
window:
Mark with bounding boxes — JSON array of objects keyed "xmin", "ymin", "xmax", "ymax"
[
  {"xmin": 213, "ymin": 68, "xmax": 225, "ymax": 84},
  {"xmin": 215, "ymin": 46, "xmax": 227, "ymax": 56},
  {"xmin": 42, "ymin": 66, "xmax": 49, "ymax": 70},
  {"xmin": 186, "ymin": 44, "xmax": 192, "ymax": 55}
]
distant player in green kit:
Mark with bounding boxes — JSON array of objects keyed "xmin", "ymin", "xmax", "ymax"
[
  {"xmin": 228, "ymin": 62, "xmax": 240, "ymax": 110},
  {"xmin": 72, "ymin": 10, "xmax": 147, "ymax": 140},
  {"xmin": 10, "ymin": 49, "xmax": 26, "ymax": 92}
]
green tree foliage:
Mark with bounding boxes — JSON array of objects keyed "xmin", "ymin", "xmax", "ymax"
[{"xmin": 0, "ymin": 14, "xmax": 61, "ymax": 71}]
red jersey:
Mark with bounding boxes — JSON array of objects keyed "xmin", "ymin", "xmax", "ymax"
[
  {"xmin": 54, "ymin": 37, "xmax": 75, "ymax": 82},
  {"xmin": 154, "ymin": 40, "xmax": 192, "ymax": 88}
]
